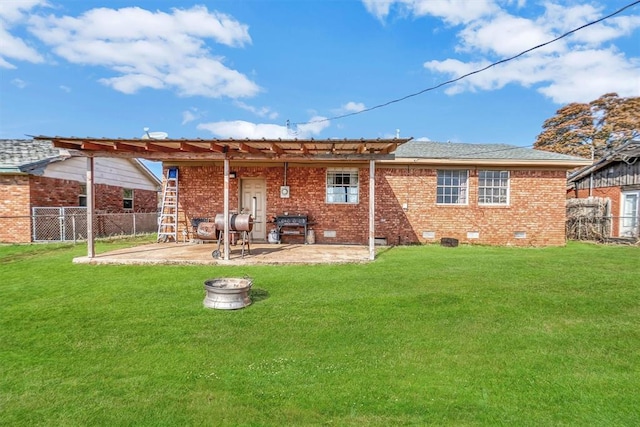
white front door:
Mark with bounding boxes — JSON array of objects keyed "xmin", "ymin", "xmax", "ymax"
[
  {"xmin": 241, "ymin": 178, "xmax": 267, "ymax": 241},
  {"xmin": 620, "ymin": 191, "xmax": 639, "ymax": 238}
]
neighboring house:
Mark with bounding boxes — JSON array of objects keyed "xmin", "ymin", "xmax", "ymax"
[
  {"xmin": 0, "ymin": 139, "xmax": 161, "ymax": 243},
  {"xmin": 168, "ymin": 140, "xmax": 588, "ymax": 247},
  {"xmin": 567, "ymin": 139, "xmax": 640, "ymax": 238}
]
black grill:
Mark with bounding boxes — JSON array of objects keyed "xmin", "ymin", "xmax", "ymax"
[{"xmin": 274, "ymin": 215, "xmax": 308, "ymax": 243}]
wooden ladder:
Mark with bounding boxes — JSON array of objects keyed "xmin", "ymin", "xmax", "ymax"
[{"xmin": 157, "ymin": 167, "xmax": 179, "ymax": 242}]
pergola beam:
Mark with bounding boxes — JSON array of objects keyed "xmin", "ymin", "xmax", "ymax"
[
  {"xmin": 238, "ymin": 142, "xmax": 263, "ymax": 155},
  {"xmin": 270, "ymin": 143, "xmax": 284, "ymax": 155}
]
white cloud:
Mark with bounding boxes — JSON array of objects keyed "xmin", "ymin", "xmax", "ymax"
[
  {"xmin": 0, "ymin": 0, "xmax": 49, "ymax": 22},
  {"xmin": 569, "ymin": 15, "xmax": 640, "ymax": 46},
  {"xmin": 59, "ymin": 84, "xmax": 70, "ymax": 92},
  {"xmin": 361, "ymin": 0, "xmax": 395, "ymax": 21},
  {"xmin": 233, "ymin": 100, "xmax": 279, "ymax": 119},
  {"xmin": 536, "ymin": 48, "xmax": 640, "ymax": 103},
  {"xmin": 393, "ymin": 1, "xmax": 640, "ymax": 103},
  {"xmin": 458, "ymin": 13, "xmax": 558, "ymax": 56},
  {"xmin": 340, "ymin": 101, "xmax": 366, "ymax": 113},
  {"xmin": 198, "ymin": 116, "xmax": 330, "ymax": 139},
  {"xmin": 0, "ymin": 0, "xmax": 47, "ymax": 68},
  {"xmin": 296, "ymin": 116, "xmax": 331, "ymax": 136},
  {"xmin": 26, "ymin": 6, "xmax": 260, "ymax": 98},
  {"xmin": 11, "ymin": 78, "xmax": 27, "ymax": 88},
  {"xmin": 182, "ymin": 108, "xmax": 202, "ymax": 125},
  {"xmin": 540, "ymin": 2, "xmax": 601, "ymax": 34},
  {"xmin": 425, "ymin": 45, "xmax": 640, "ymax": 104},
  {"xmin": 198, "ymin": 120, "xmax": 291, "ymax": 139},
  {"xmin": 362, "ymin": 0, "xmax": 498, "ymax": 25}
]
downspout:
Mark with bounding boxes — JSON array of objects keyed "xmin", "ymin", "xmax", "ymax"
[{"xmin": 284, "ymin": 162, "xmax": 288, "ymax": 186}]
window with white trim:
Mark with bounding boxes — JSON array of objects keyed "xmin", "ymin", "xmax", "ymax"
[
  {"xmin": 478, "ymin": 170, "xmax": 509, "ymax": 205},
  {"xmin": 436, "ymin": 170, "xmax": 468, "ymax": 204},
  {"xmin": 123, "ymin": 188, "xmax": 134, "ymax": 210},
  {"xmin": 326, "ymin": 169, "xmax": 359, "ymax": 204}
]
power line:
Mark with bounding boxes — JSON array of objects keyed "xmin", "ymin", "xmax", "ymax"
[{"xmin": 291, "ymin": 0, "xmax": 640, "ymax": 127}]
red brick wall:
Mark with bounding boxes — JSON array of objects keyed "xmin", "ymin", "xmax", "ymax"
[
  {"xmin": 375, "ymin": 167, "xmax": 568, "ymax": 246},
  {"xmin": 93, "ymin": 184, "xmax": 157, "ymax": 213},
  {"xmin": 0, "ymin": 175, "xmax": 158, "ymax": 243},
  {"xmin": 0, "ymin": 175, "xmax": 31, "ymax": 243},
  {"xmin": 172, "ymin": 164, "xmax": 569, "ymax": 246},
  {"xmin": 30, "ymin": 176, "xmax": 84, "ymax": 207},
  {"xmin": 28, "ymin": 177, "xmax": 157, "ymax": 213}
]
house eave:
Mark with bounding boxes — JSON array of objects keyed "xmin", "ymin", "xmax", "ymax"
[{"xmin": 130, "ymin": 159, "xmax": 162, "ymax": 187}]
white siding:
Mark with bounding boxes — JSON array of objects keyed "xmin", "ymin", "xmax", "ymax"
[{"xmin": 43, "ymin": 158, "xmax": 159, "ymax": 191}]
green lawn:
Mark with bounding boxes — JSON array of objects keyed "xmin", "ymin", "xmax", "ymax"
[{"xmin": 1, "ymin": 239, "xmax": 639, "ymax": 426}]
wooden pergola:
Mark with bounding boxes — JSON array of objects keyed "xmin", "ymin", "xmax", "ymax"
[{"xmin": 33, "ymin": 136, "xmax": 412, "ymax": 261}]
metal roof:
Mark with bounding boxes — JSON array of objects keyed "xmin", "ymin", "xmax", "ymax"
[
  {"xmin": 568, "ymin": 139, "xmax": 640, "ymax": 183},
  {"xmin": 32, "ymin": 136, "xmax": 412, "ymax": 161}
]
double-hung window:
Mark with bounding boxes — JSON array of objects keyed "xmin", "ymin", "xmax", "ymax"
[
  {"xmin": 123, "ymin": 188, "xmax": 134, "ymax": 210},
  {"xmin": 79, "ymin": 185, "xmax": 87, "ymax": 207},
  {"xmin": 478, "ymin": 171, "xmax": 509, "ymax": 205},
  {"xmin": 326, "ymin": 169, "xmax": 359, "ymax": 204},
  {"xmin": 437, "ymin": 170, "xmax": 468, "ymax": 204}
]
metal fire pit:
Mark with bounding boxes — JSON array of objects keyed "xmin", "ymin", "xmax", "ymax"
[{"xmin": 203, "ymin": 277, "xmax": 252, "ymax": 310}]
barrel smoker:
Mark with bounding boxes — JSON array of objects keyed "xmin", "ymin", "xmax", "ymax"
[{"xmin": 211, "ymin": 213, "xmax": 253, "ymax": 259}]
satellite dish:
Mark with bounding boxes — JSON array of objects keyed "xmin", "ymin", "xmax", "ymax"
[{"xmin": 142, "ymin": 131, "xmax": 169, "ymax": 140}]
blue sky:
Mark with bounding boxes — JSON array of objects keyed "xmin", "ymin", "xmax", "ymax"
[{"xmin": 1, "ymin": 0, "xmax": 639, "ymax": 176}]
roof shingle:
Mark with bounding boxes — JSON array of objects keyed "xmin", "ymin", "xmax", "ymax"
[
  {"xmin": 0, "ymin": 139, "xmax": 70, "ymax": 173},
  {"xmin": 394, "ymin": 140, "xmax": 589, "ymax": 161}
]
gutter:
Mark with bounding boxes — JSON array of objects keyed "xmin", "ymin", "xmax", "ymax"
[{"xmin": 0, "ymin": 167, "xmax": 27, "ymax": 174}]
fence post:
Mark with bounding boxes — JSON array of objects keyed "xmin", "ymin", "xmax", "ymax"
[
  {"xmin": 72, "ymin": 214, "xmax": 77, "ymax": 243},
  {"xmin": 31, "ymin": 208, "xmax": 37, "ymax": 242},
  {"xmin": 578, "ymin": 217, "xmax": 582, "ymax": 240},
  {"xmin": 133, "ymin": 213, "xmax": 137, "ymax": 236},
  {"xmin": 58, "ymin": 209, "xmax": 64, "ymax": 242}
]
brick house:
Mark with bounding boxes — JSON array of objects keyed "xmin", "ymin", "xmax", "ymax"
[
  {"xmin": 168, "ymin": 140, "xmax": 589, "ymax": 247},
  {"xmin": 567, "ymin": 139, "xmax": 640, "ymax": 238},
  {"xmin": 33, "ymin": 136, "xmax": 589, "ymax": 257},
  {"xmin": 0, "ymin": 139, "xmax": 161, "ymax": 243}
]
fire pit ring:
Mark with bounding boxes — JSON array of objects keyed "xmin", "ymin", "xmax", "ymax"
[{"xmin": 203, "ymin": 277, "xmax": 252, "ymax": 310}]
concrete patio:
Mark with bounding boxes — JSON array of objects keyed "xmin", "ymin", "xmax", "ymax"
[{"xmin": 73, "ymin": 241, "xmax": 376, "ymax": 265}]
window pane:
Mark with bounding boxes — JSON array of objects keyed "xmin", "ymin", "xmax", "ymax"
[
  {"xmin": 436, "ymin": 170, "xmax": 469, "ymax": 205},
  {"xmin": 478, "ymin": 170, "xmax": 509, "ymax": 205},
  {"xmin": 327, "ymin": 169, "xmax": 359, "ymax": 204}
]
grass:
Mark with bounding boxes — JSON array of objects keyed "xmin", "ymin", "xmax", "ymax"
[{"xmin": 1, "ymin": 239, "xmax": 639, "ymax": 426}]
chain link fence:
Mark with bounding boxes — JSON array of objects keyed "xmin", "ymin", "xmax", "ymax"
[{"xmin": 29, "ymin": 207, "xmax": 158, "ymax": 242}]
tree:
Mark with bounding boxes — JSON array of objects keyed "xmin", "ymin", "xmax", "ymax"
[{"xmin": 534, "ymin": 93, "xmax": 640, "ymax": 159}]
